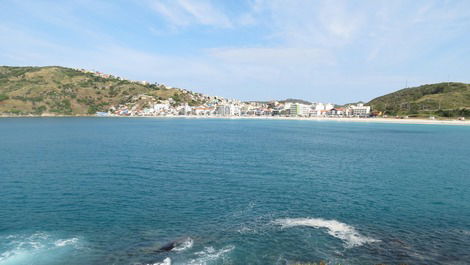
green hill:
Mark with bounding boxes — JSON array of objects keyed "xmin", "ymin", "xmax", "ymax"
[
  {"xmin": 0, "ymin": 66, "xmax": 203, "ymax": 115},
  {"xmin": 368, "ymin": 82, "xmax": 470, "ymax": 117}
]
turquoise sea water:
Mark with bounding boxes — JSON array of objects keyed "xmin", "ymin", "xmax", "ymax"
[{"xmin": 1, "ymin": 118, "xmax": 469, "ymax": 265}]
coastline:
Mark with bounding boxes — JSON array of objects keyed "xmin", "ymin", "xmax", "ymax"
[
  {"xmin": 163, "ymin": 115, "xmax": 470, "ymax": 126},
  {"xmin": 1, "ymin": 114, "xmax": 469, "ymax": 126}
]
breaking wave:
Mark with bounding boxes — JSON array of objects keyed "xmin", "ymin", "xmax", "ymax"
[
  {"xmin": 54, "ymin": 238, "xmax": 79, "ymax": 247},
  {"xmin": 187, "ymin": 245, "xmax": 235, "ymax": 265},
  {"xmin": 173, "ymin": 237, "xmax": 193, "ymax": 252},
  {"xmin": 274, "ymin": 217, "xmax": 379, "ymax": 248},
  {"xmin": 150, "ymin": 257, "xmax": 172, "ymax": 265},
  {"xmin": 0, "ymin": 232, "xmax": 81, "ymax": 265}
]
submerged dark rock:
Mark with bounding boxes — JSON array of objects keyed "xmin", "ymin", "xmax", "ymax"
[{"xmin": 155, "ymin": 237, "xmax": 193, "ymax": 252}]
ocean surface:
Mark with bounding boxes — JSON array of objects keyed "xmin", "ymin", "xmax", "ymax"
[{"xmin": 1, "ymin": 118, "xmax": 469, "ymax": 265}]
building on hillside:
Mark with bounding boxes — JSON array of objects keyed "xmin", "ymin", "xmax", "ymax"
[
  {"xmin": 153, "ymin": 103, "xmax": 169, "ymax": 113},
  {"xmin": 142, "ymin": 108, "xmax": 155, "ymax": 115},
  {"xmin": 96, "ymin": 112, "xmax": 110, "ymax": 117},
  {"xmin": 178, "ymin": 104, "xmax": 192, "ymax": 115}
]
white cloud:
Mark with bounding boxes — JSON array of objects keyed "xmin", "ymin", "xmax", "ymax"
[
  {"xmin": 176, "ymin": 0, "xmax": 232, "ymax": 27},
  {"xmin": 243, "ymin": 0, "xmax": 365, "ymax": 47},
  {"xmin": 317, "ymin": 1, "xmax": 363, "ymax": 41},
  {"xmin": 150, "ymin": 1, "xmax": 190, "ymax": 27},
  {"xmin": 149, "ymin": 0, "xmax": 232, "ymax": 28}
]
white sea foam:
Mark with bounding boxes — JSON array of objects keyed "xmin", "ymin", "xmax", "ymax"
[
  {"xmin": 274, "ymin": 217, "xmax": 379, "ymax": 248},
  {"xmin": 237, "ymin": 225, "xmax": 252, "ymax": 234},
  {"xmin": 150, "ymin": 257, "xmax": 172, "ymax": 265},
  {"xmin": 54, "ymin": 238, "xmax": 79, "ymax": 247},
  {"xmin": 188, "ymin": 245, "xmax": 235, "ymax": 265},
  {"xmin": 0, "ymin": 233, "xmax": 81, "ymax": 265},
  {"xmin": 173, "ymin": 237, "xmax": 193, "ymax": 252}
]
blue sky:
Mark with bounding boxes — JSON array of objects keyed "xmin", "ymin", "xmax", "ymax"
[{"xmin": 1, "ymin": 0, "xmax": 469, "ymax": 103}]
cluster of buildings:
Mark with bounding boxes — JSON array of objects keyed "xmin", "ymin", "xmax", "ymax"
[
  {"xmin": 101, "ymin": 96, "xmax": 371, "ymax": 118},
  {"xmin": 84, "ymin": 68, "xmax": 371, "ymax": 118},
  {"xmin": 270, "ymin": 102, "xmax": 370, "ymax": 117},
  {"xmin": 287, "ymin": 102, "xmax": 371, "ymax": 117},
  {"xmin": 76, "ymin": 68, "xmax": 157, "ymax": 87}
]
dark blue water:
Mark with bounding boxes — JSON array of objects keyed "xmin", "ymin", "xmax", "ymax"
[{"xmin": 1, "ymin": 118, "xmax": 469, "ymax": 265}]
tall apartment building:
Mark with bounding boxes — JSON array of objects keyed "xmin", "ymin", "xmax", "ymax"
[{"xmin": 290, "ymin": 103, "xmax": 310, "ymax": 116}]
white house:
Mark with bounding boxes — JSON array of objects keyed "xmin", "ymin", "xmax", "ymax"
[
  {"xmin": 178, "ymin": 104, "xmax": 192, "ymax": 115},
  {"xmin": 348, "ymin": 104, "xmax": 371, "ymax": 117}
]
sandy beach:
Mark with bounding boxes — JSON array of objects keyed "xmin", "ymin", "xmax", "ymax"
[
  {"xmin": 4, "ymin": 115, "xmax": 470, "ymax": 126},
  {"xmin": 229, "ymin": 116, "xmax": 470, "ymax": 126},
  {"xmin": 131, "ymin": 115, "xmax": 470, "ymax": 126},
  {"xmin": 1, "ymin": 114, "xmax": 469, "ymax": 126}
]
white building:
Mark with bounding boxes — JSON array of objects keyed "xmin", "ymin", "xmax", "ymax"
[
  {"xmin": 309, "ymin": 103, "xmax": 334, "ymax": 116},
  {"xmin": 324, "ymin": 103, "xmax": 334, "ymax": 110},
  {"xmin": 290, "ymin": 103, "xmax": 310, "ymax": 116},
  {"xmin": 312, "ymin": 103, "xmax": 334, "ymax": 111},
  {"xmin": 348, "ymin": 103, "xmax": 371, "ymax": 117},
  {"xmin": 178, "ymin": 104, "xmax": 192, "ymax": 115},
  {"xmin": 216, "ymin": 104, "xmax": 240, "ymax": 116},
  {"xmin": 143, "ymin": 108, "xmax": 155, "ymax": 115},
  {"xmin": 283, "ymin": 102, "xmax": 293, "ymax": 110},
  {"xmin": 193, "ymin": 107, "xmax": 213, "ymax": 116},
  {"xmin": 327, "ymin": 108, "xmax": 345, "ymax": 116},
  {"xmin": 153, "ymin": 103, "xmax": 170, "ymax": 113}
]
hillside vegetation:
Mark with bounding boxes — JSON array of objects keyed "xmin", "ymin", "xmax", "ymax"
[
  {"xmin": 0, "ymin": 66, "xmax": 201, "ymax": 115},
  {"xmin": 368, "ymin": 82, "xmax": 470, "ymax": 117}
]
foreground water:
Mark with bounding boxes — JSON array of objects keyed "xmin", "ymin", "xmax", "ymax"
[{"xmin": 1, "ymin": 118, "xmax": 469, "ymax": 265}]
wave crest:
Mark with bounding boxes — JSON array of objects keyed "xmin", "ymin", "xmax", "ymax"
[
  {"xmin": 173, "ymin": 237, "xmax": 193, "ymax": 252},
  {"xmin": 54, "ymin": 238, "xmax": 79, "ymax": 247},
  {"xmin": 274, "ymin": 217, "xmax": 379, "ymax": 248},
  {"xmin": 188, "ymin": 245, "xmax": 235, "ymax": 265},
  {"xmin": 150, "ymin": 257, "xmax": 171, "ymax": 265},
  {"xmin": 0, "ymin": 233, "xmax": 81, "ymax": 264}
]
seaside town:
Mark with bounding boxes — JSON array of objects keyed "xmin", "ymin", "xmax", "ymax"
[
  {"xmin": 98, "ymin": 98, "xmax": 371, "ymax": 118},
  {"xmin": 79, "ymin": 69, "xmax": 372, "ymax": 119}
]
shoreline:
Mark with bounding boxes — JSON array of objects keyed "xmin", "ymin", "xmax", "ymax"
[
  {"xmin": 1, "ymin": 114, "xmax": 469, "ymax": 126},
  {"xmin": 157, "ymin": 115, "xmax": 470, "ymax": 126}
]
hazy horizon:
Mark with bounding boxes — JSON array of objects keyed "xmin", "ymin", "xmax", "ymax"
[{"xmin": 1, "ymin": 0, "xmax": 469, "ymax": 103}]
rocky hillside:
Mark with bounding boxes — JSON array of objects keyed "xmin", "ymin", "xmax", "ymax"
[
  {"xmin": 368, "ymin": 82, "xmax": 470, "ymax": 117},
  {"xmin": 0, "ymin": 66, "xmax": 205, "ymax": 115}
]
